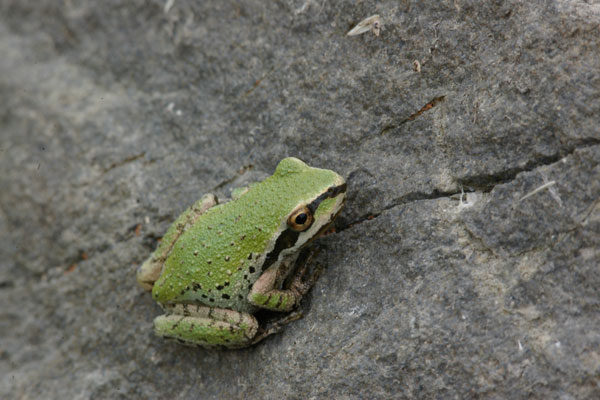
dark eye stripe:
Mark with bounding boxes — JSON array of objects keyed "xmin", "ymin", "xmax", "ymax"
[
  {"xmin": 260, "ymin": 182, "xmax": 346, "ymax": 272},
  {"xmin": 261, "ymin": 229, "xmax": 300, "ymax": 272},
  {"xmin": 307, "ymin": 183, "xmax": 347, "ymax": 214}
]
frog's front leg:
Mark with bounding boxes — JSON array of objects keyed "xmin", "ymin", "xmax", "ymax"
[
  {"xmin": 154, "ymin": 304, "xmax": 258, "ymax": 348},
  {"xmin": 248, "ymin": 249, "xmax": 323, "ymax": 312},
  {"xmin": 137, "ymin": 194, "xmax": 217, "ymax": 290}
]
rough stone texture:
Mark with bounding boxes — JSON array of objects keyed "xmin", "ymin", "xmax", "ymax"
[{"xmin": 1, "ymin": 1, "xmax": 599, "ymax": 399}]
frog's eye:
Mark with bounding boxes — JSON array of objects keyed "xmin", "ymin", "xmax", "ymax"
[{"xmin": 287, "ymin": 206, "xmax": 314, "ymax": 232}]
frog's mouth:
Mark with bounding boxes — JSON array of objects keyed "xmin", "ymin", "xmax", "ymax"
[{"xmin": 313, "ymin": 201, "xmax": 346, "ymax": 238}]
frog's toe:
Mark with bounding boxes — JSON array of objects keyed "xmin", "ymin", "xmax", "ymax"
[{"xmin": 136, "ymin": 259, "xmax": 161, "ymax": 291}]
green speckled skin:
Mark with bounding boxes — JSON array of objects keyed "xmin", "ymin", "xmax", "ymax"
[{"xmin": 137, "ymin": 158, "xmax": 346, "ymax": 347}]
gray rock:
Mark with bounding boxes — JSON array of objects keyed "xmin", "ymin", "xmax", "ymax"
[{"xmin": 0, "ymin": 0, "xmax": 598, "ymax": 398}]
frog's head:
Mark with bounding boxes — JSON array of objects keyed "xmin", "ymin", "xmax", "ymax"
[{"xmin": 268, "ymin": 157, "xmax": 347, "ymax": 257}]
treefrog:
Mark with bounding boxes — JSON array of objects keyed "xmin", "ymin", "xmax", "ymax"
[{"xmin": 137, "ymin": 157, "xmax": 346, "ymax": 348}]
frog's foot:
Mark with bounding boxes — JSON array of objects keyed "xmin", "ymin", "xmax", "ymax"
[
  {"xmin": 248, "ymin": 248, "xmax": 324, "ymax": 312},
  {"xmin": 250, "ymin": 310, "xmax": 305, "ymax": 345},
  {"xmin": 288, "ymin": 248, "xmax": 325, "ymax": 298},
  {"xmin": 154, "ymin": 304, "xmax": 258, "ymax": 348},
  {"xmin": 137, "ymin": 194, "xmax": 218, "ymax": 290}
]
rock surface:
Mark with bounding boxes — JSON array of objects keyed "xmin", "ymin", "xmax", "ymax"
[{"xmin": 1, "ymin": 1, "xmax": 599, "ymax": 398}]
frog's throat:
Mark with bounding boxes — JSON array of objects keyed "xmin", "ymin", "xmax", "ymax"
[{"xmin": 260, "ymin": 182, "xmax": 347, "ymax": 273}]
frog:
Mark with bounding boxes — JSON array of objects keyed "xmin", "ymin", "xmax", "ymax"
[{"xmin": 136, "ymin": 157, "xmax": 347, "ymax": 348}]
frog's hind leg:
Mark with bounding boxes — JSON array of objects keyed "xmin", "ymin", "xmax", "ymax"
[
  {"xmin": 154, "ymin": 304, "xmax": 258, "ymax": 348},
  {"xmin": 136, "ymin": 194, "xmax": 217, "ymax": 290}
]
